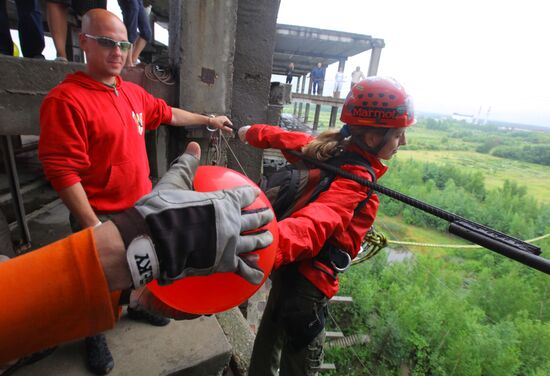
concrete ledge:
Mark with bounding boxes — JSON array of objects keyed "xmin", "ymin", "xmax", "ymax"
[
  {"xmin": 216, "ymin": 308, "xmax": 255, "ymax": 375},
  {"xmin": 16, "ymin": 314, "xmax": 232, "ymax": 376}
]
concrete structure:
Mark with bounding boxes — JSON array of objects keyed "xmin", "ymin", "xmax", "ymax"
[
  {"xmin": 272, "ymin": 24, "xmax": 385, "ymax": 129},
  {"xmin": 272, "ymin": 24, "xmax": 383, "ymax": 77}
]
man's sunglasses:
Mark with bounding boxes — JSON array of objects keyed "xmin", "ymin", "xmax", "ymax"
[{"xmin": 84, "ymin": 34, "xmax": 132, "ymax": 52}]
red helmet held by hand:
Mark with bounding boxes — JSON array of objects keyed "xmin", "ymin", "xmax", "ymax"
[{"xmin": 340, "ymin": 77, "xmax": 415, "ymax": 128}]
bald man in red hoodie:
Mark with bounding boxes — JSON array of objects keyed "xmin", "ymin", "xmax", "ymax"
[{"xmin": 38, "ymin": 9, "xmax": 233, "ymax": 375}]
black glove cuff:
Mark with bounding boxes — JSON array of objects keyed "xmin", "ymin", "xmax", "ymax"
[
  {"xmin": 111, "ymin": 208, "xmax": 152, "ymax": 248},
  {"xmin": 112, "ymin": 208, "xmax": 160, "ymax": 288}
]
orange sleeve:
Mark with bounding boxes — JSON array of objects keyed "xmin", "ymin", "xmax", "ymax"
[{"xmin": 0, "ymin": 229, "xmax": 118, "ymax": 363}]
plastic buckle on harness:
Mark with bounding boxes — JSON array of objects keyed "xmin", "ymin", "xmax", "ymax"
[{"xmin": 330, "ymin": 248, "xmax": 352, "ymax": 273}]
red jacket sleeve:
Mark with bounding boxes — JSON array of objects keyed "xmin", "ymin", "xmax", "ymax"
[
  {"xmin": 246, "ymin": 124, "xmax": 315, "ymax": 162},
  {"xmin": 140, "ymin": 88, "xmax": 173, "ymax": 131},
  {"xmin": 0, "ymin": 229, "xmax": 118, "ymax": 363},
  {"xmin": 39, "ymin": 96, "xmax": 90, "ymax": 192}
]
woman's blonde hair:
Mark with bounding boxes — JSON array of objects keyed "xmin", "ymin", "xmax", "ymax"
[{"xmin": 301, "ymin": 126, "xmax": 387, "ymax": 161}]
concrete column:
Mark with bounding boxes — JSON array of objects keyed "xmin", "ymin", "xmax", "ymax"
[
  {"xmin": 168, "ymin": 0, "xmax": 238, "ymax": 163},
  {"xmin": 338, "ymin": 59, "xmax": 346, "ymax": 71},
  {"xmin": 227, "ymin": 0, "xmax": 281, "ymax": 182},
  {"xmin": 170, "ymin": 1, "xmax": 236, "ymax": 114},
  {"xmin": 313, "ymin": 104, "xmax": 321, "ymax": 130},
  {"xmin": 367, "ymin": 39, "xmax": 384, "ymax": 77},
  {"xmin": 329, "ymin": 106, "xmax": 338, "ymax": 128},
  {"xmin": 298, "ymin": 74, "xmax": 306, "ymax": 119},
  {"xmin": 293, "ymin": 76, "xmax": 301, "ymax": 114}
]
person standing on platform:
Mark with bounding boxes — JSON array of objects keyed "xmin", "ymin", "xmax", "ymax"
[
  {"xmin": 350, "ymin": 66, "xmax": 365, "ymax": 90},
  {"xmin": 310, "ymin": 62, "xmax": 325, "ymax": 96},
  {"xmin": 286, "ymin": 62, "xmax": 294, "ymax": 84},
  {"xmin": 333, "ymin": 67, "xmax": 344, "ymax": 97}
]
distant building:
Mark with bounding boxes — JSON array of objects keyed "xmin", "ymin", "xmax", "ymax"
[{"xmin": 451, "ymin": 112, "xmax": 475, "ymax": 123}]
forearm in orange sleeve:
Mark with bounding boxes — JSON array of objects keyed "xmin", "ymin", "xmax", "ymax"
[{"xmin": 0, "ymin": 229, "xmax": 118, "ymax": 363}]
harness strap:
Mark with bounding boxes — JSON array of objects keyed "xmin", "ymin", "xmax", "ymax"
[
  {"xmin": 292, "ymin": 168, "xmax": 322, "ymax": 214},
  {"xmin": 311, "ymin": 152, "xmax": 378, "ymax": 276}
]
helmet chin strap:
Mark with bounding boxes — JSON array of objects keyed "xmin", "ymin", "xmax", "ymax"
[{"xmin": 353, "ymin": 128, "xmax": 392, "ymax": 156}]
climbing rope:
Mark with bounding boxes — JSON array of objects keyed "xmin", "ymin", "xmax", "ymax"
[
  {"xmin": 354, "ymin": 230, "xmax": 550, "ymax": 264},
  {"xmin": 221, "ymin": 132, "xmax": 248, "ymax": 176},
  {"xmin": 144, "ymin": 64, "xmax": 176, "ymax": 86},
  {"xmin": 387, "ymin": 232, "xmax": 550, "ymax": 249}
]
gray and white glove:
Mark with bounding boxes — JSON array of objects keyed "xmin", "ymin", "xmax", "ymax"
[{"xmin": 112, "ymin": 146, "xmax": 274, "ymax": 287}]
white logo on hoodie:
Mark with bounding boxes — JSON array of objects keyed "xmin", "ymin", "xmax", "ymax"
[{"xmin": 132, "ymin": 111, "xmax": 144, "ymax": 135}]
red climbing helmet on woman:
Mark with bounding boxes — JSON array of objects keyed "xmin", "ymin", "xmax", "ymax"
[{"xmin": 340, "ymin": 76, "xmax": 415, "ymax": 128}]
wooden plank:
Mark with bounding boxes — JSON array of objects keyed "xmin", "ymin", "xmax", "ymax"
[
  {"xmin": 318, "ymin": 363, "xmax": 336, "ymax": 370},
  {"xmin": 330, "ymin": 296, "xmax": 353, "ymax": 303},
  {"xmin": 326, "ymin": 331, "xmax": 344, "ymax": 339}
]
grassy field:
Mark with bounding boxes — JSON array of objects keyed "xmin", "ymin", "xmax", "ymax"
[{"xmin": 395, "ymin": 150, "xmax": 550, "ymax": 205}]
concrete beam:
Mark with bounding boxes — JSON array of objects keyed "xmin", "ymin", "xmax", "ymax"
[
  {"xmin": 292, "ymin": 92, "xmax": 344, "ymax": 107},
  {"xmin": 0, "ymin": 56, "xmax": 84, "ymax": 135},
  {"xmin": 0, "ymin": 56, "xmax": 177, "ymax": 136}
]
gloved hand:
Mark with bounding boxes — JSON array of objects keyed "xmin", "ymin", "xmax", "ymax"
[{"xmin": 112, "ymin": 142, "xmax": 274, "ymax": 288}]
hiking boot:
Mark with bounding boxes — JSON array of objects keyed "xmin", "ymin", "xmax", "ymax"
[
  {"xmin": 127, "ymin": 307, "xmax": 171, "ymax": 327},
  {"xmin": 85, "ymin": 334, "xmax": 114, "ymax": 375},
  {"xmin": 1, "ymin": 347, "xmax": 56, "ymax": 376}
]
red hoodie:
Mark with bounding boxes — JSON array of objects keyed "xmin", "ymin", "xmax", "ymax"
[{"xmin": 39, "ymin": 71, "xmax": 173, "ymax": 212}]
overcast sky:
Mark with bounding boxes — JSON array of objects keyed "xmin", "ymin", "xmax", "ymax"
[{"xmin": 276, "ymin": 0, "xmax": 550, "ymax": 127}]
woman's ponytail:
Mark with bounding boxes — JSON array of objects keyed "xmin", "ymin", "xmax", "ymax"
[{"xmin": 302, "ymin": 128, "xmax": 349, "ymax": 161}]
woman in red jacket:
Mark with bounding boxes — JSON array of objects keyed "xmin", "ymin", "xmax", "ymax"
[{"xmin": 244, "ymin": 77, "xmax": 415, "ymax": 376}]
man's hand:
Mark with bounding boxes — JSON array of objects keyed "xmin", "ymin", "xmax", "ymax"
[
  {"xmin": 207, "ymin": 115, "xmax": 234, "ymax": 133},
  {"xmin": 112, "ymin": 142, "xmax": 274, "ymax": 288}
]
